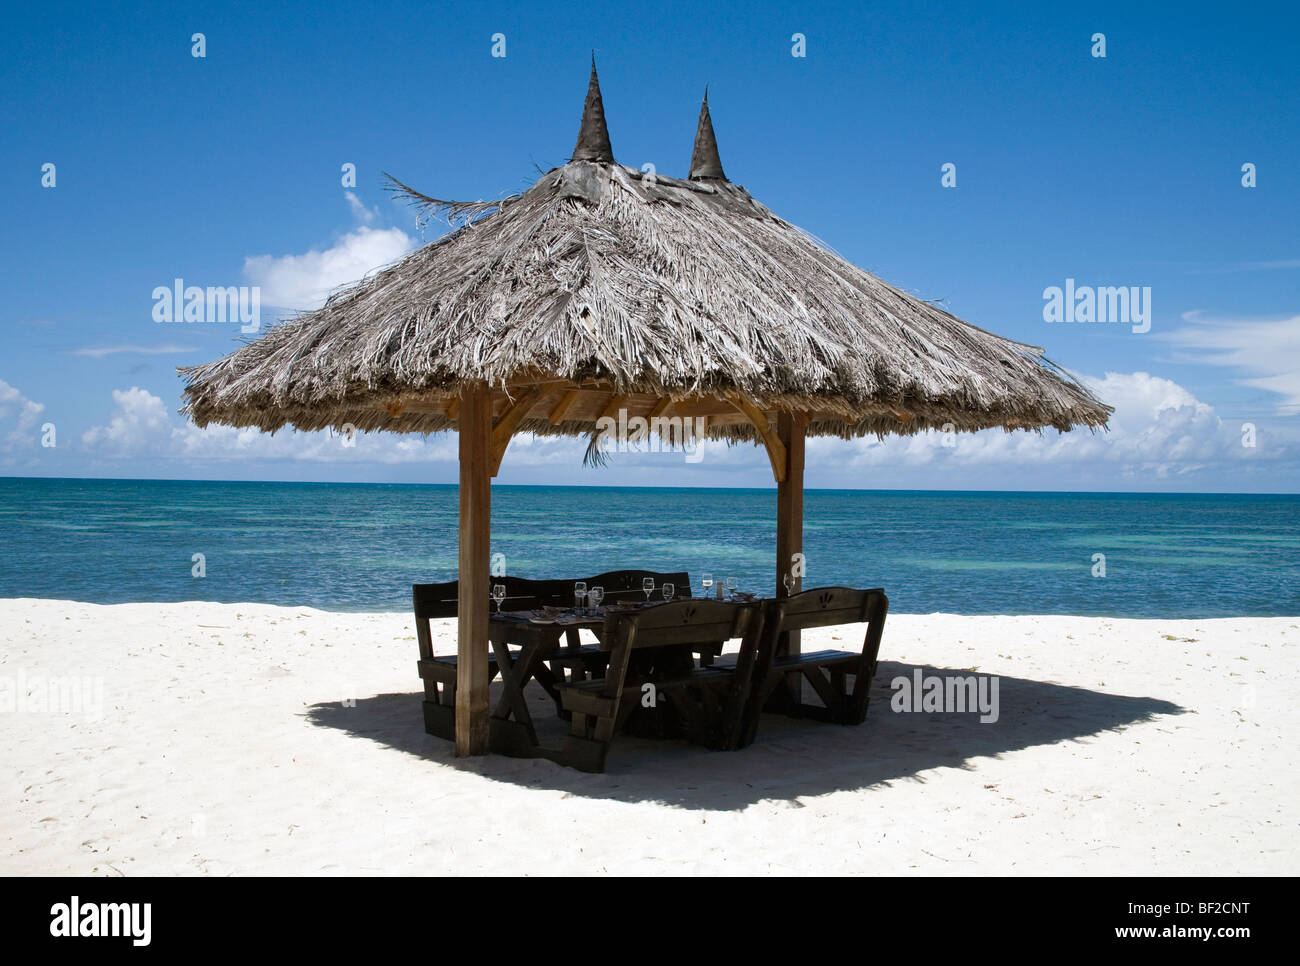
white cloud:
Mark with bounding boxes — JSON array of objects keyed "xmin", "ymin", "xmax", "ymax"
[
  {"xmin": 243, "ymin": 225, "xmax": 414, "ymax": 312},
  {"xmin": 72, "ymin": 344, "xmax": 196, "ymax": 358},
  {"xmin": 1160, "ymin": 311, "xmax": 1300, "ymax": 414},
  {"xmin": 79, "ymin": 371, "xmax": 1290, "ymax": 485},
  {"xmin": 0, "ymin": 380, "xmax": 46, "ymax": 450},
  {"xmin": 82, "ymin": 386, "xmax": 457, "ymax": 464},
  {"xmin": 80, "ymin": 387, "xmax": 172, "ymax": 455},
  {"xmin": 345, "ymin": 191, "xmax": 377, "ymax": 225},
  {"xmin": 806, "ymin": 371, "xmax": 1274, "ymax": 480}
]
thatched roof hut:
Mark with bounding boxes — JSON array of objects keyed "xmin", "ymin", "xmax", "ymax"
[
  {"xmin": 180, "ymin": 66, "xmax": 1108, "ymax": 447},
  {"xmin": 179, "ymin": 63, "xmax": 1109, "ymax": 756}
]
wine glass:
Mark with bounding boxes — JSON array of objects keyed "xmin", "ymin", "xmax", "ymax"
[
  {"xmin": 588, "ymin": 586, "xmax": 604, "ymax": 613},
  {"xmin": 662, "ymin": 582, "xmax": 675, "ymax": 602},
  {"xmin": 726, "ymin": 576, "xmax": 738, "ymax": 599},
  {"xmin": 574, "ymin": 581, "xmax": 587, "ymax": 616},
  {"xmin": 642, "ymin": 577, "xmax": 655, "ymax": 602},
  {"xmin": 783, "ymin": 572, "xmax": 794, "ymax": 596},
  {"xmin": 492, "ymin": 584, "xmax": 506, "ymax": 614},
  {"xmin": 701, "ymin": 572, "xmax": 714, "ymax": 597}
]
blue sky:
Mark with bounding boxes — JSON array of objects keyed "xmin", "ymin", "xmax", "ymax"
[{"xmin": 2, "ymin": 0, "xmax": 1298, "ymax": 491}]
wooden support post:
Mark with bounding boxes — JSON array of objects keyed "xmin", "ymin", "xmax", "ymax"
[
  {"xmin": 775, "ymin": 412, "xmax": 807, "ymax": 660},
  {"xmin": 456, "ymin": 383, "xmax": 492, "ymax": 756}
]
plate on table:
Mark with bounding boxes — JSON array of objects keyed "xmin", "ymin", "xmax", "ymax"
[{"xmin": 529, "ymin": 606, "xmax": 567, "ymax": 625}]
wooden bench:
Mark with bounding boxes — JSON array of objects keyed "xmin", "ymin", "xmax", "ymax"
[
  {"xmin": 737, "ymin": 586, "xmax": 888, "ymax": 746},
  {"xmin": 558, "ymin": 599, "xmax": 764, "ymax": 772}
]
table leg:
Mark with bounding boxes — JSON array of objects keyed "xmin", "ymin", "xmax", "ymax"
[{"xmin": 490, "ymin": 637, "xmax": 538, "ymax": 746}]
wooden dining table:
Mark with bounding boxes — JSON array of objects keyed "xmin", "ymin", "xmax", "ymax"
[
  {"xmin": 484, "ymin": 600, "xmax": 740, "ymax": 757},
  {"xmin": 487, "ymin": 610, "xmax": 604, "ymax": 745}
]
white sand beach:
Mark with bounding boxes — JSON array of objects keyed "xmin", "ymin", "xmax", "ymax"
[{"xmin": 1, "ymin": 599, "xmax": 1295, "ymax": 876}]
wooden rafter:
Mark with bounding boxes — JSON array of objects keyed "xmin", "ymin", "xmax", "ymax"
[
  {"xmin": 599, "ymin": 394, "xmax": 627, "ymax": 421},
  {"xmin": 666, "ymin": 397, "xmax": 748, "ymax": 418},
  {"xmin": 731, "ymin": 397, "xmax": 788, "ymax": 483},
  {"xmin": 548, "ymin": 388, "xmax": 580, "ymax": 425}
]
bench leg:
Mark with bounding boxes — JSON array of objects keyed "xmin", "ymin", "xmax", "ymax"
[
  {"xmin": 422, "ymin": 699, "xmax": 456, "ymax": 740},
  {"xmin": 845, "ymin": 659, "xmax": 878, "ymax": 725},
  {"xmin": 559, "ymin": 734, "xmax": 610, "ymax": 773}
]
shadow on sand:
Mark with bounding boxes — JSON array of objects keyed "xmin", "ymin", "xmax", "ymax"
[{"xmin": 304, "ymin": 660, "xmax": 1184, "ymax": 810}]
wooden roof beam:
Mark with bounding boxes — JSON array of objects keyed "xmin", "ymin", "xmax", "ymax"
[
  {"xmin": 599, "ymin": 394, "xmax": 628, "ymax": 421},
  {"xmin": 548, "ymin": 388, "xmax": 581, "ymax": 424}
]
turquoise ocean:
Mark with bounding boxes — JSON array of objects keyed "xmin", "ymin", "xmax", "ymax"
[{"xmin": 0, "ymin": 478, "xmax": 1296, "ymax": 616}]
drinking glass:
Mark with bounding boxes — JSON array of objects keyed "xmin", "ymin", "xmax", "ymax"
[
  {"xmin": 662, "ymin": 582, "xmax": 675, "ymax": 602},
  {"xmin": 726, "ymin": 576, "xmax": 738, "ymax": 599},
  {"xmin": 701, "ymin": 572, "xmax": 713, "ymax": 597},
  {"xmin": 588, "ymin": 586, "xmax": 604, "ymax": 613},
  {"xmin": 642, "ymin": 577, "xmax": 655, "ymax": 602},
  {"xmin": 574, "ymin": 581, "xmax": 587, "ymax": 616},
  {"xmin": 783, "ymin": 572, "xmax": 794, "ymax": 595},
  {"xmin": 492, "ymin": 584, "xmax": 506, "ymax": 614}
]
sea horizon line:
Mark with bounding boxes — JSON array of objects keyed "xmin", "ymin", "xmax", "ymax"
[{"xmin": 2, "ymin": 475, "xmax": 1298, "ymax": 498}]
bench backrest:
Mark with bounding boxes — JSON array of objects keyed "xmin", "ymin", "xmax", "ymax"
[
  {"xmin": 413, "ymin": 576, "xmax": 573, "ymax": 621},
  {"xmin": 412, "ymin": 576, "xmax": 572, "ymax": 659},
  {"xmin": 765, "ymin": 586, "xmax": 887, "ymax": 634},
  {"xmin": 759, "ymin": 586, "xmax": 889, "ymax": 669},
  {"xmin": 413, "ymin": 570, "xmax": 692, "ymax": 620},
  {"xmin": 412, "ymin": 571, "xmax": 694, "ymax": 658},
  {"xmin": 582, "ymin": 569, "xmax": 692, "ymax": 604},
  {"xmin": 599, "ymin": 599, "xmax": 763, "ymax": 701}
]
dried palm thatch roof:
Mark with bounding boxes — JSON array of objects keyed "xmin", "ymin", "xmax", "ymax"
[{"xmin": 179, "ymin": 63, "xmax": 1110, "ymax": 450}]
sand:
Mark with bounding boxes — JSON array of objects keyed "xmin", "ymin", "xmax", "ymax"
[{"xmin": 1, "ymin": 599, "xmax": 1295, "ymax": 875}]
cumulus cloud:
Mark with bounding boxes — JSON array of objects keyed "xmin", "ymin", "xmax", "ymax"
[
  {"xmin": 0, "ymin": 380, "xmax": 46, "ymax": 450},
  {"xmin": 79, "ymin": 371, "xmax": 1288, "ymax": 485},
  {"xmin": 243, "ymin": 225, "xmax": 414, "ymax": 312},
  {"xmin": 82, "ymin": 386, "xmax": 458, "ymax": 464},
  {"xmin": 803, "ymin": 370, "xmax": 1271, "ymax": 480},
  {"xmin": 1160, "ymin": 311, "xmax": 1300, "ymax": 415},
  {"xmin": 80, "ymin": 387, "xmax": 174, "ymax": 456}
]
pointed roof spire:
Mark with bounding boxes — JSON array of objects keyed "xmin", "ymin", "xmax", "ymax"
[
  {"xmin": 688, "ymin": 88, "xmax": 727, "ymax": 181},
  {"xmin": 571, "ymin": 56, "xmax": 614, "ymax": 163}
]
